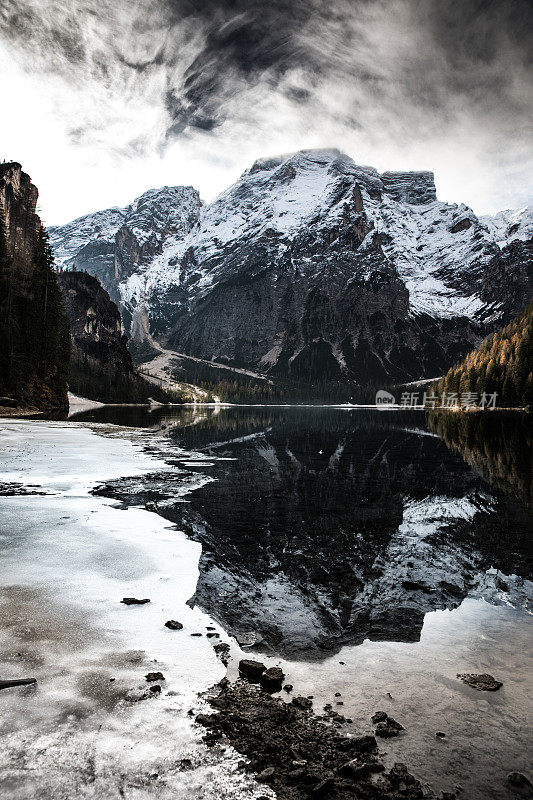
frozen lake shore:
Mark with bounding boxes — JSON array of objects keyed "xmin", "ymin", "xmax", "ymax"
[
  {"xmin": 0, "ymin": 420, "xmax": 267, "ymax": 800},
  {"xmin": 0, "ymin": 418, "xmax": 531, "ymax": 800}
]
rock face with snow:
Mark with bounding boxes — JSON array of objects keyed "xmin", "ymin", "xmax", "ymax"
[
  {"xmin": 49, "ymin": 186, "xmax": 202, "ymax": 318},
  {"xmin": 48, "ymin": 150, "xmax": 533, "ymax": 384}
]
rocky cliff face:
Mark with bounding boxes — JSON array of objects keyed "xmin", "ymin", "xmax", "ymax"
[
  {"xmin": 0, "ymin": 163, "xmax": 69, "ymax": 410},
  {"xmin": 57, "ymin": 271, "xmax": 133, "ymax": 373},
  {"xmin": 0, "ymin": 162, "xmax": 40, "ymax": 265},
  {"xmin": 49, "ymin": 150, "xmax": 533, "ymax": 385},
  {"xmin": 56, "ymin": 270, "xmax": 165, "ymax": 404},
  {"xmin": 49, "ymin": 186, "xmax": 201, "ymax": 307}
]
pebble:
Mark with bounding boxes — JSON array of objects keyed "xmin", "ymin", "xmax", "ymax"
[{"xmin": 165, "ymin": 620, "xmax": 183, "ymax": 630}]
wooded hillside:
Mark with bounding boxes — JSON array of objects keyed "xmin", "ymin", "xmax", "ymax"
[{"xmin": 433, "ymin": 300, "xmax": 533, "ymax": 407}]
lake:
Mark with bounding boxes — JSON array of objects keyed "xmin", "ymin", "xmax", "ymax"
[{"xmin": 1, "ymin": 407, "xmax": 531, "ymax": 799}]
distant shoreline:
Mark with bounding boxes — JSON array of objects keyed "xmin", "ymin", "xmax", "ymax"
[{"xmin": 1, "ymin": 403, "xmax": 530, "ymax": 421}]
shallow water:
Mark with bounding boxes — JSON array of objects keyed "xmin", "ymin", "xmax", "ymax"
[
  {"xmin": 0, "ymin": 421, "xmax": 268, "ymax": 800},
  {"xmin": 1, "ymin": 409, "xmax": 532, "ymax": 799}
]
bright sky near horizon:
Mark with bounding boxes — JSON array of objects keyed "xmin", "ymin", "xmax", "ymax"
[{"xmin": 1, "ymin": 0, "xmax": 532, "ymax": 225}]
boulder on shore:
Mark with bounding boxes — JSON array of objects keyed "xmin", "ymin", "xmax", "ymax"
[
  {"xmin": 238, "ymin": 659, "xmax": 266, "ymax": 682},
  {"xmin": 260, "ymin": 666, "xmax": 285, "ymax": 693},
  {"xmin": 145, "ymin": 672, "xmax": 165, "ymax": 682},
  {"xmin": 372, "ymin": 712, "xmax": 404, "ymax": 738}
]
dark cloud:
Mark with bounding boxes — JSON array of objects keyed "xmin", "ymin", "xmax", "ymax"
[{"xmin": 0, "ymin": 0, "xmax": 531, "ymax": 163}]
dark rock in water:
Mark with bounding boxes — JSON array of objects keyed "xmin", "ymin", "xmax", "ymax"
[
  {"xmin": 165, "ymin": 620, "xmax": 183, "ymax": 630},
  {"xmin": 457, "ymin": 673, "xmax": 503, "ymax": 691},
  {"xmin": 387, "ymin": 762, "xmax": 422, "ymax": 791},
  {"xmin": 283, "ymin": 684, "xmax": 294, "ymax": 693},
  {"xmin": 260, "ymin": 666, "xmax": 285, "ymax": 693},
  {"xmin": 213, "ymin": 642, "xmax": 230, "ymax": 665},
  {"xmin": 338, "ymin": 760, "xmax": 371, "ymax": 780},
  {"xmin": 121, "ymin": 597, "xmax": 150, "ymax": 605},
  {"xmin": 148, "ymin": 684, "xmax": 162, "ymax": 694},
  {"xmin": 206, "ymin": 632, "xmax": 219, "ymax": 638},
  {"xmin": 238, "ymin": 659, "xmax": 266, "ymax": 682},
  {"xmin": 348, "ymin": 735, "xmax": 378, "ymax": 754},
  {"xmin": 508, "ymin": 772, "xmax": 533, "ymax": 789},
  {"xmin": 0, "ymin": 678, "xmax": 37, "ymax": 690},
  {"xmin": 235, "ymin": 631, "xmax": 262, "ymax": 647},
  {"xmin": 195, "ymin": 713, "xmax": 219, "ymax": 727},
  {"xmin": 145, "ymin": 672, "xmax": 165, "ymax": 682},
  {"xmin": 291, "ymin": 695, "xmax": 313, "ymax": 710},
  {"xmin": 436, "ymin": 731, "xmax": 446, "ymax": 739},
  {"xmin": 374, "ymin": 714, "xmax": 405, "ymax": 738},
  {"xmin": 190, "ymin": 632, "xmax": 203, "ymax": 636},
  {"xmin": 179, "ymin": 758, "xmax": 193, "ymax": 771}
]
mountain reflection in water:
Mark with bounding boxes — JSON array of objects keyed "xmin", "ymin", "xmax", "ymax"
[{"xmin": 85, "ymin": 406, "xmax": 533, "ymax": 659}]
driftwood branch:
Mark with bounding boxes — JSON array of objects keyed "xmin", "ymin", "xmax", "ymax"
[{"xmin": 0, "ymin": 678, "xmax": 37, "ymax": 690}]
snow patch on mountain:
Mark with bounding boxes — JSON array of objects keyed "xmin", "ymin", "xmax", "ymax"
[{"xmin": 480, "ymin": 206, "xmax": 533, "ymax": 248}]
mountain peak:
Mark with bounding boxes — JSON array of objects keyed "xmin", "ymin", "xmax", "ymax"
[
  {"xmin": 248, "ymin": 148, "xmax": 344, "ymax": 175},
  {"xmin": 130, "ymin": 184, "xmax": 201, "ymax": 210}
]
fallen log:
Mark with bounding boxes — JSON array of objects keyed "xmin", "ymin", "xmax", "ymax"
[{"xmin": 0, "ymin": 678, "xmax": 37, "ymax": 690}]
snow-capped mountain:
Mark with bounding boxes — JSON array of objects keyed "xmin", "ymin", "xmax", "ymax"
[
  {"xmin": 480, "ymin": 206, "xmax": 533, "ymax": 248},
  {"xmin": 48, "ymin": 150, "xmax": 533, "ymax": 383},
  {"xmin": 49, "ymin": 185, "xmax": 202, "ymax": 305}
]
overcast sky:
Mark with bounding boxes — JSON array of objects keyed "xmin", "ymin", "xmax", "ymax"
[{"xmin": 1, "ymin": 0, "xmax": 532, "ymax": 225}]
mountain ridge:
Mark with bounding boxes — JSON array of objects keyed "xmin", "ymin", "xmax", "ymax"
[{"xmin": 48, "ymin": 149, "xmax": 533, "ymax": 387}]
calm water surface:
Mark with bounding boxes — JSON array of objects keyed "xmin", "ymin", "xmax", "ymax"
[{"xmin": 77, "ymin": 406, "xmax": 533, "ymax": 658}]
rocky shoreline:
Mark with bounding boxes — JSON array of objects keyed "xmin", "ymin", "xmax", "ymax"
[
  {"xmin": 192, "ymin": 657, "xmax": 533, "ymax": 800},
  {"xmin": 196, "ymin": 671, "xmax": 443, "ymax": 800}
]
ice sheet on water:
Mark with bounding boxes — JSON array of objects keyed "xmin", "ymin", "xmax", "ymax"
[{"xmin": 0, "ymin": 421, "xmax": 267, "ymax": 799}]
